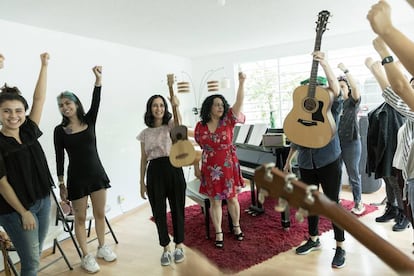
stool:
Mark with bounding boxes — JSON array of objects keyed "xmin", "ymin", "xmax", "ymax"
[{"xmin": 186, "ymin": 179, "xmax": 233, "ymax": 239}]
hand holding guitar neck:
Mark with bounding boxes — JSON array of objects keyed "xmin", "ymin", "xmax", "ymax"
[
  {"xmin": 166, "ymin": 74, "xmax": 196, "ymax": 167},
  {"xmin": 254, "ymin": 163, "xmax": 414, "ymax": 274}
]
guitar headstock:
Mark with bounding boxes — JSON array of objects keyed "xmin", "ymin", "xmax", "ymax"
[
  {"xmin": 315, "ymin": 10, "xmax": 330, "ymax": 37},
  {"xmin": 167, "ymin": 74, "xmax": 175, "ymax": 88},
  {"xmin": 254, "ymin": 163, "xmax": 334, "ymax": 222}
]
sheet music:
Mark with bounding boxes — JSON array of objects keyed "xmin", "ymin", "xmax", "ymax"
[
  {"xmin": 234, "ymin": 124, "xmax": 251, "ymax": 144},
  {"xmin": 246, "ymin": 124, "xmax": 268, "ymax": 146}
]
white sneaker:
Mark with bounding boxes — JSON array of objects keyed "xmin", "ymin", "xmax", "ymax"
[
  {"xmin": 81, "ymin": 254, "xmax": 100, "ymax": 273},
  {"xmin": 173, "ymin": 248, "xmax": 185, "ymax": 263},
  {"xmin": 160, "ymin": 251, "xmax": 172, "ymax": 266},
  {"xmin": 97, "ymin": 244, "xmax": 117, "ymax": 262},
  {"xmin": 351, "ymin": 202, "xmax": 366, "ymax": 215}
]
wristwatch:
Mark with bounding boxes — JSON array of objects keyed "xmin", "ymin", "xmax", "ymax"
[{"xmin": 381, "ymin": 56, "xmax": 394, "ymax": 65}]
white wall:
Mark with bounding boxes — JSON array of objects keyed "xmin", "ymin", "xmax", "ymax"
[{"xmin": 0, "ymin": 19, "xmax": 195, "ymax": 221}]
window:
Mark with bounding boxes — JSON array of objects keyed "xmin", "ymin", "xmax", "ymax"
[{"xmin": 239, "ymin": 45, "xmax": 386, "ymax": 127}]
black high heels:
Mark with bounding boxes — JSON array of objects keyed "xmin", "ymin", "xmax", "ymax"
[
  {"xmin": 215, "ymin": 232, "xmax": 224, "ymax": 249},
  {"xmin": 233, "ymin": 225, "xmax": 244, "ymax": 241}
]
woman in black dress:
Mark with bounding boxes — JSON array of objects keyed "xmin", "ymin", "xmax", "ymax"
[{"xmin": 54, "ymin": 66, "xmax": 116, "ymax": 273}]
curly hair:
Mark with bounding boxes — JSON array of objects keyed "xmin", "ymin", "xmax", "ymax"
[
  {"xmin": 199, "ymin": 94, "xmax": 230, "ymax": 125},
  {"xmin": 0, "ymin": 83, "xmax": 29, "ymax": 110},
  {"xmin": 56, "ymin": 91, "xmax": 86, "ymax": 127},
  {"xmin": 144, "ymin": 95, "xmax": 172, "ymax": 127}
]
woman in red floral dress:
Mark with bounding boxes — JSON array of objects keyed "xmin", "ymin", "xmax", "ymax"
[{"xmin": 194, "ymin": 72, "xmax": 246, "ymax": 248}]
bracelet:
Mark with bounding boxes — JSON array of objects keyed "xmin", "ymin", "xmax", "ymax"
[
  {"xmin": 343, "ymin": 69, "xmax": 349, "ymax": 74},
  {"xmin": 381, "ymin": 56, "xmax": 394, "ymax": 65}
]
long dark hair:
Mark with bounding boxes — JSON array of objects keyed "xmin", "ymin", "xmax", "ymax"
[
  {"xmin": 0, "ymin": 83, "xmax": 29, "ymax": 110},
  {"xmin": 199, "ymin": 94, "xmax": 230, "ymax": 125},
  {"xmin": 56, "ymin": 91, "xmax": 86, "ymax": 127},
  {"xmin": 144, "ymin": 95, "xmax": 172, "ymax": 127}
]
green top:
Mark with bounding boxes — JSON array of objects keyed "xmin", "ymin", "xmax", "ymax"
[{"xmin": 300, "ymin": 76, "xmax": 327, "ymax": 86}]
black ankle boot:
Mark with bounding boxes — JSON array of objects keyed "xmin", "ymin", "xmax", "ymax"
[
  {"xmin": 392, "ymin": 211, "xmax": 410, "ymax": 232},
  {"xmin": 376, "ymin": 203, "xmax": 398, "ymax": 223}
]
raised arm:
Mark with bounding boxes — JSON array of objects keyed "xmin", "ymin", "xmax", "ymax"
[
  {"xmin": 170, "ymin": 95, "xmax": 182, "ymax": 125},
  {"xmin": 338, "ymin": 63, "xmax": 361, "ymax": 101},
  {"xmin": 29, "ymin": 53, "xmax": 49, "ymax": 125},
  {"xmin": 372, "ymin": 37, "xmax": 414, "ymax": 110},
  {"xmin": 231, "ymin": 72, "xmax": 246, "ymax": 117},
  {"xmin": 87, "ymin": 66, "xmax": 103, "ymax": 123},
  {"xmin": 93, "ymin": 65, "xmax": 102, "ymax": 87},
  {"xmin": 367, "ymin": 0, "xmax": 414, "ymax": 76},
  {"xmin": 314, "ymin": 51, "xmax": 340, "ymax": 97},
  {"xmin": 365, "ymin": 56, "xmax": 390, "ymax": 92}
]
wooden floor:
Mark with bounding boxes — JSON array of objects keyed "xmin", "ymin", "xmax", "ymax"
[{"xmin": 2, "ymin": 184, "xmax": 414, "ymax": 276}]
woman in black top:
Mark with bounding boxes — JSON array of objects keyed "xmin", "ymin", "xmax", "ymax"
[
  {"xmin": 0, "ymin": 53, "xmax": 52, "ymax": 276},
  {"xmin": 54, "ymin": 66, "xmax": 115, "ymax": 273}
]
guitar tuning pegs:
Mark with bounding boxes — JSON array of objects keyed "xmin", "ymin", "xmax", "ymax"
[
  {"xmin": 258, "ymin": 189, "xmax": 269, "ymax": 204},
  {"xmin": 295, "ymin": 207, "xmax": 309, "ymax": 223},
  {"xmin": 304, "ymin": 185, "xmax": 318, "ymax": 205},
  {"xmin": 284, "ymin": 173, "xmax": 297, "ymax": 193},
  {"xmin": 263, "ymin": 162, "xmax": 275, "ymax": 182},
  {"xmin": 275, "ymin": 198, "xmax": 288, "ymax": 212}
]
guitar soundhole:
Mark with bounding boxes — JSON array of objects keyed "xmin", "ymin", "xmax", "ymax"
[{"xmin": 303, "ymin": 98, "xmax": 318, "ymax": 112}]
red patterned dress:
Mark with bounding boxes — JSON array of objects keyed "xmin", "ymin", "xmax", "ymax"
[{"xmin": 194, "ymin": 108, "xmax": 246, "ymax": 200}]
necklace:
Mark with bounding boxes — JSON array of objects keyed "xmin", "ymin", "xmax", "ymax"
[{"xmin": 64, "ymin": 127, "xmax": 73, "ymax": 134}]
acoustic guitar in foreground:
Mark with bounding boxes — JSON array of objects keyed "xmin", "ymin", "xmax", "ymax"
[
  {"xmin": 254, "ymin": 163, "xmax": 414, "ymax": 274},
  {"xmin": 283, "ymin": 10, "xmax": 335, "ymax": 149},
  {"xmin": 167, "ymin": 74, "xmax": 196, "ymax": 167}
]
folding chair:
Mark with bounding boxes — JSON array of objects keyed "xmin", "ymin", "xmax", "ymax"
[{"xmin": 54, "ymin": 191, "xmax": 118, "ymax": 259}]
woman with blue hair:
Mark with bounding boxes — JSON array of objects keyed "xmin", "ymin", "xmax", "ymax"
[{"xmin": 54, "ymin": 66, "xmax": 116, "ymax": 273}]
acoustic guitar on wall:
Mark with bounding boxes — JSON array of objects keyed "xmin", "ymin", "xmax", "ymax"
[
  {"xmin": 254, "ymin": 163, "xmax": 414, "ymax": 274},
  {"xmin": 283, "ymin": 10, "xmax": 335, "ymax": 149},
  {"xmin": 167, "ymin": 74, "xmax": 196, "ymax": 167}
]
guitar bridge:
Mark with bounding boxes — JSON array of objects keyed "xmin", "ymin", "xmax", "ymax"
[{"xmin": 297, "ymin": 119, "xmax": 317, "ymax": 126}]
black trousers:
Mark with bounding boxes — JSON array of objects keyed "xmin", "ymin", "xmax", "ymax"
[
  {"xmin": 299, "ymin": 157, "xmax": 345, "ymax": 242},
  {"xmin": 146, "ymin": 157, "xmax": 186, "ymax": 247}
]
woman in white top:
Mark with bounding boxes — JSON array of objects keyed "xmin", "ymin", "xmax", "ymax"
[{"xmin": 137, "ymin": 94, "xmax": 186, "ymax": 266}]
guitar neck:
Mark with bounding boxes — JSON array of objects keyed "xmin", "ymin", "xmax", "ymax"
[
  {"xmin": 167, "ymin": 74, "xmax": 180, "ymax": 126},
  {"xmin": 308, "ymin": 10, "xmax": 329, "ymax": 98},
  {"xmin": 254, "ymin": 166, "xmax": 414, "ymax": 274},
  {"xmin": 318, "ymin": 196, "xmax": 414, "ymax": 272},
  {"xmin": 168, "ymin": 85, "xmax": 179, "ymax": 126},
  {"xmin": 308, "ymin": 33, "xmax": 322, "ymax": 98}
]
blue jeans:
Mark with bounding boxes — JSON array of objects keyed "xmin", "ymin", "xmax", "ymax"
[
  {"xmin": 0, "ymin": 195, "xmax": 51, "ymax": 276},
  {"xmin": 340, "ymin": 139, "xmax": 362, "ymax": 203}
]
